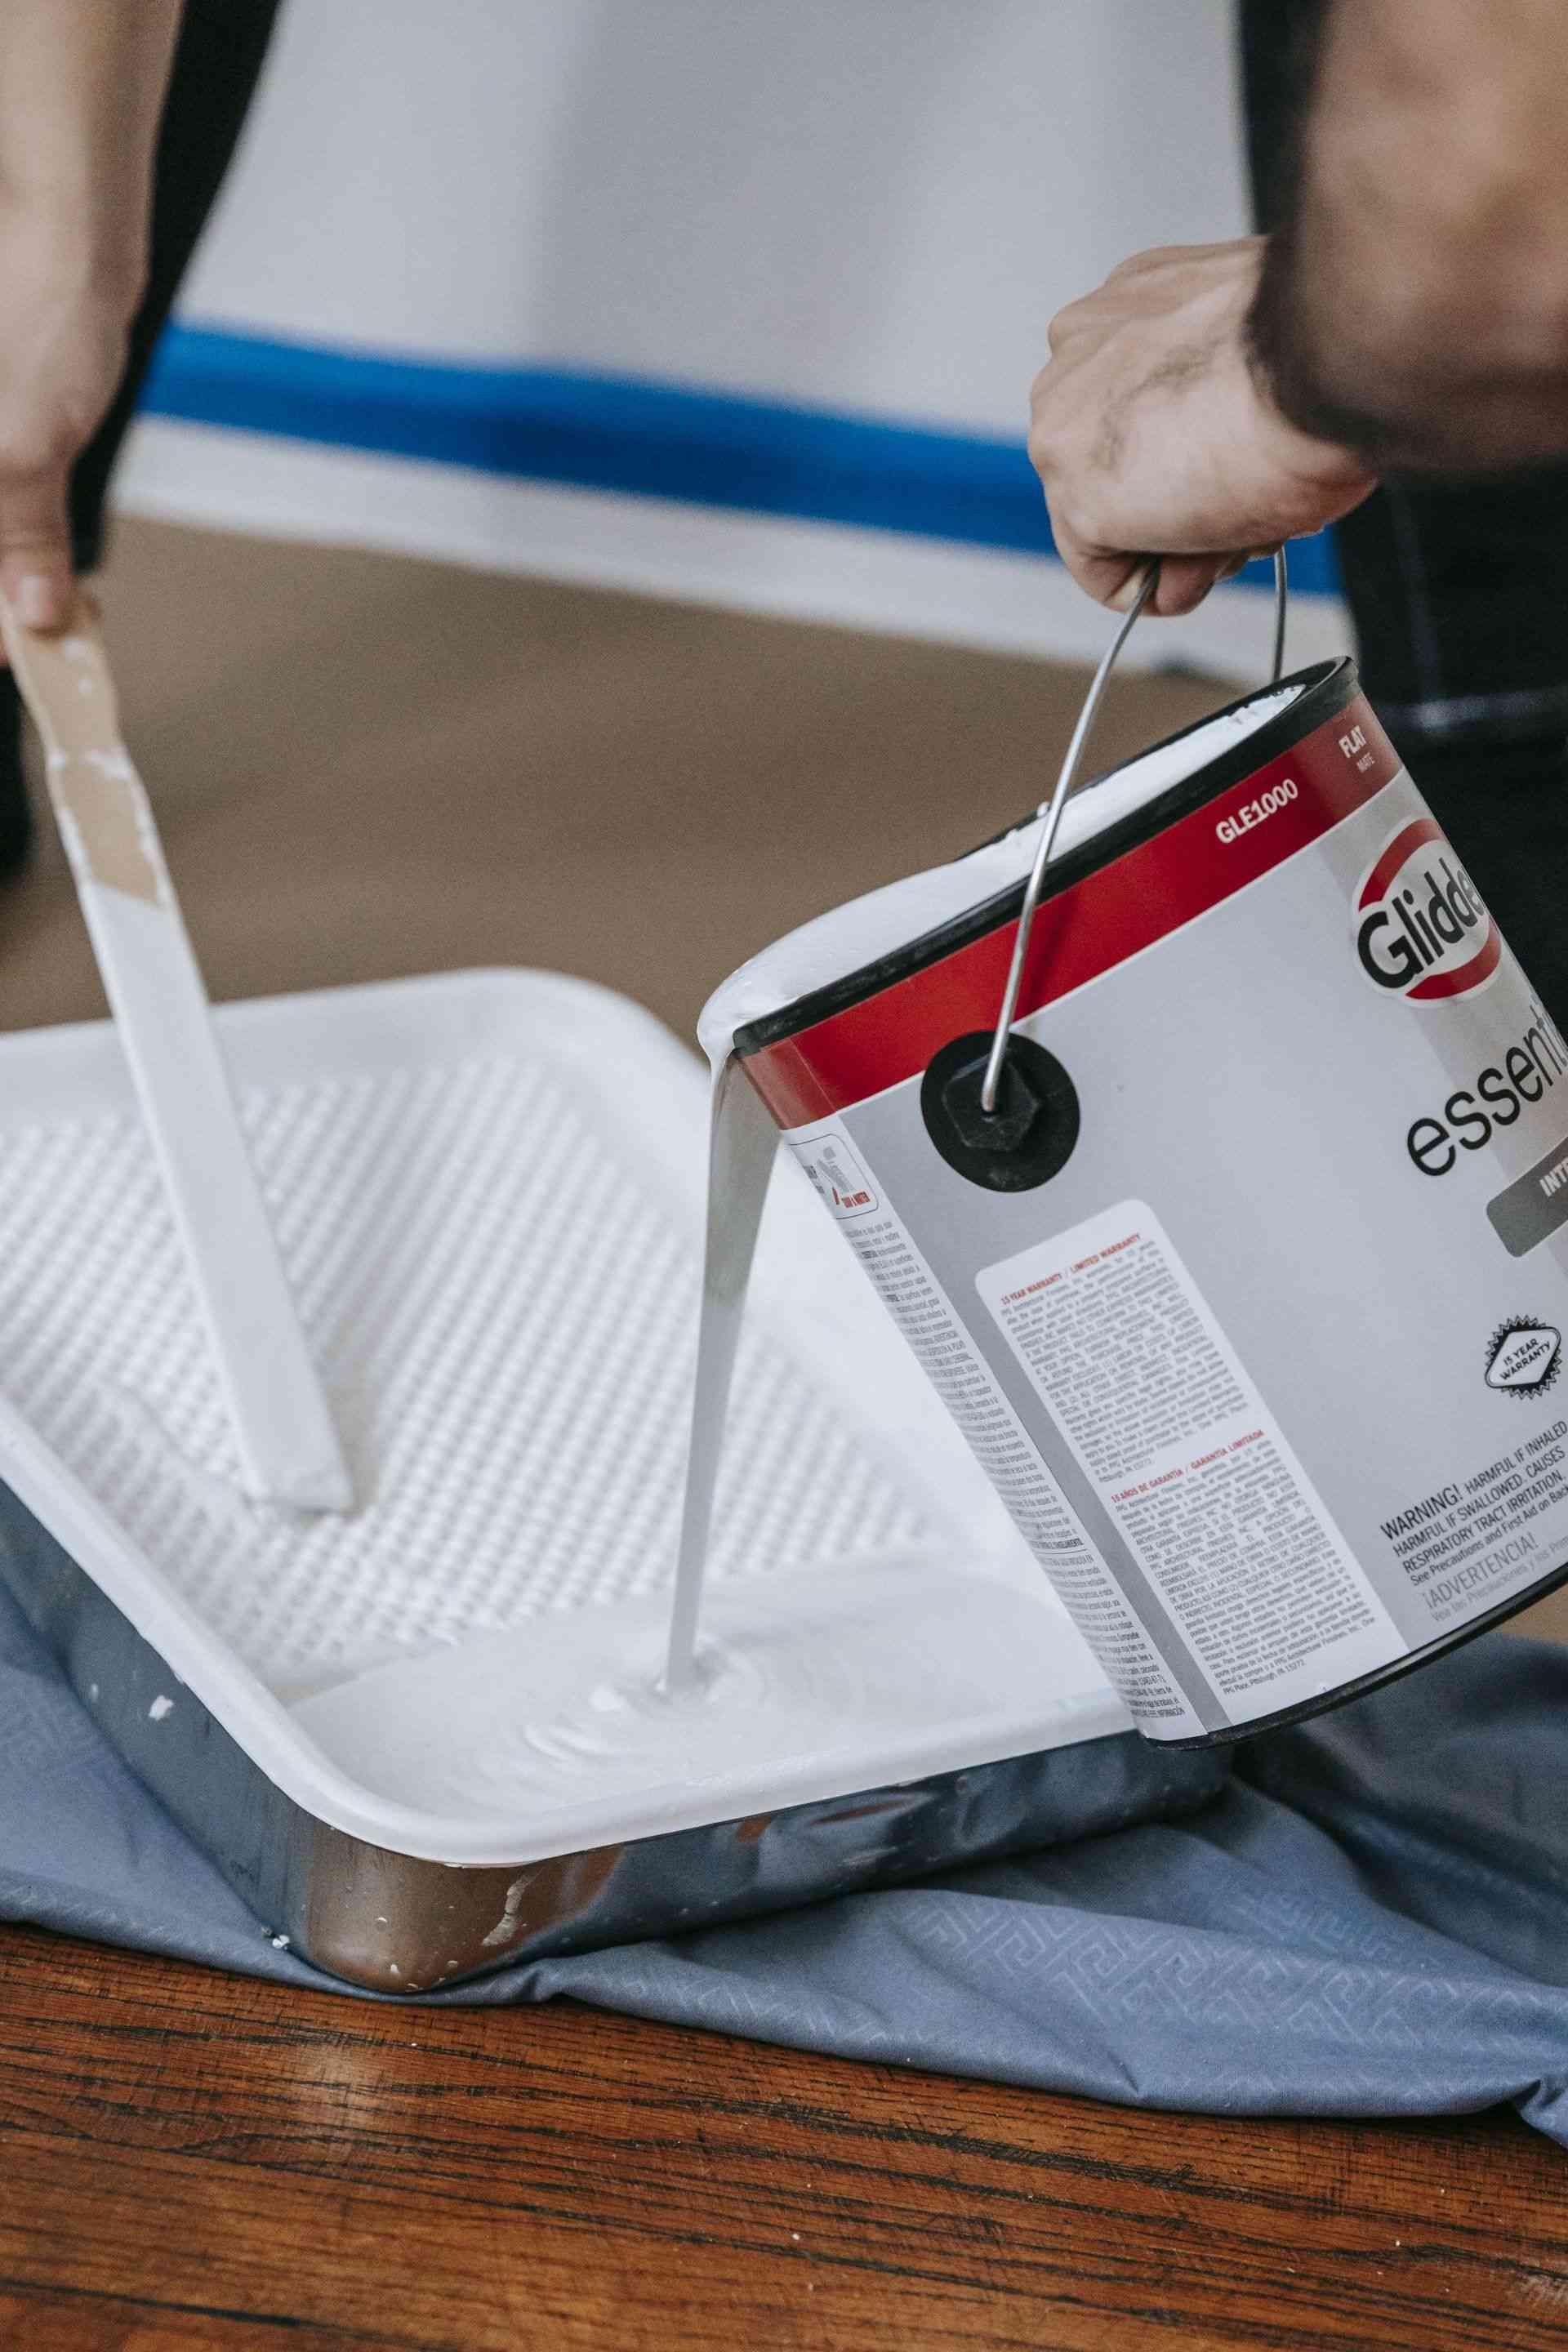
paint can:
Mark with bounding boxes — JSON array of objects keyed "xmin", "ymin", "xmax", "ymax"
[{"xmin": 704, "ymin": 597, "xmax": 1568, "ymax": 1746}]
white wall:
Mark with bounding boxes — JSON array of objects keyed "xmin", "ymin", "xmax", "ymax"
[{"xmin": 118, "ymin": 0, "xmax": 1347, "ymax": 676}]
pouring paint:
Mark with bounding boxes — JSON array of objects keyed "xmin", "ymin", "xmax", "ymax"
[
  {"xmin": 695, "ymin": 586, "xmax": 1568, "ymax": 1747},
  {"xmin": 662, "ymin": 1054, "xmax": 778, "ymax": 1693}
]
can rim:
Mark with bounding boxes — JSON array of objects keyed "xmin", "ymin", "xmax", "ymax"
[
  {"xmin": 1154, "ymin": 1547, "xmax": 1568, "ymax": 1748},
  {"xmin": 734, "ymin": 654, "xmax": 1361, "ymax": 1056}
]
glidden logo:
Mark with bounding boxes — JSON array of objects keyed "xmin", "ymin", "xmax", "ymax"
[{"xmin": 1354, "ymin": 816, "xmax": 1500, "ymax": 1001}]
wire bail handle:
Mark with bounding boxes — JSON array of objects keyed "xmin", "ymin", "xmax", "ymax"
[{"xmin": 978, "ymin": 546, "xmax": 1290, "ymax": 1116}]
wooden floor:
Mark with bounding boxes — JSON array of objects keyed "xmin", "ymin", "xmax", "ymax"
[
  {"xmin": 3, "ymin": 519, "xmax": 1567, "ymax": 2347},
  {"xmin": 4, "ymin": 1923, "xmax": 1568, "ymax": 2352}
]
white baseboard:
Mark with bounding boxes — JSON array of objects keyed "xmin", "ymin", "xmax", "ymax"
[{"xmin": 114, "ymin": 416, "xmax": 1352, "ymax": 684}]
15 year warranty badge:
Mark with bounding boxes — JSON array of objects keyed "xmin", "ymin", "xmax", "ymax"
[{"xmin": 1486, "ymin": 1317, "xmax": 1563, "ymax": 1397}]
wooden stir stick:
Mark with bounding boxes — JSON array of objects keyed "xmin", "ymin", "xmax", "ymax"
[{"xmin": 2, "ymin": 594, "xmax": 353, "ymax": 1513}]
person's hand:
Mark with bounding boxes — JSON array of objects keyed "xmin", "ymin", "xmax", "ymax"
[
  {"xmin": 0, "ymin": 196, "xmax": 136, "ymax": 635},
  {"xmin": 1027, "ymin": 238, "xmax": 1377, "ymax": 617}
]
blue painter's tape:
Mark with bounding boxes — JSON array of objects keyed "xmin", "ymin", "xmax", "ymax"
[{"xmin": 141, "ymin": 322, "xmax": 1341, "ymax": 595}]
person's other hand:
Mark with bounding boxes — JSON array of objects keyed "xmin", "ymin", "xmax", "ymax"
[
  {"xmin": 1027, "ymin": 238, "xmax": 1377, "ymax": 617},
  {"xmin": 0, "ymin": 197, "xmax": 136, "ymax": 635}
]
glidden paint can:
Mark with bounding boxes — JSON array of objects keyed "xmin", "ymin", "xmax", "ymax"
[{"xmin": 715, "ymin": 658, "xmax": 1568, "ymax": 1746}]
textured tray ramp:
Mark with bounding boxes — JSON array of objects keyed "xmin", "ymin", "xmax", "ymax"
[{"xmin": 0, "ymin": 993, "xmax": 925, "ymax": 1704}]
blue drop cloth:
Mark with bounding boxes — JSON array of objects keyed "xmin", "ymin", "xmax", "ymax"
[{"xmin": 3, "ymin": 1575, "xmax": 1566, "ymax": 2146}]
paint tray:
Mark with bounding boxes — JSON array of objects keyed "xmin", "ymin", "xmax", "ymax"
[{"xmin": 0, "ymin": 970, "xmax": 1224, "ymax": 1989}]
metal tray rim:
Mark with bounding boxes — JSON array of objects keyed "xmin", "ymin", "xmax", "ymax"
[{"xmin": 0, "ymin": 1477, "xmax": 1227, "ymax": 1992}]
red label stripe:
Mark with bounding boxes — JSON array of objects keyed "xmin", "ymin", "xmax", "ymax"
[
  {"xmin": 742, "ymin": 695, "xmax": 1399, "ymax": 1128},
  {"xmin": 1408, "ymin": 926, "xmax": 1502, "ymax": 1001},
  {"xmin": 1357, "ymin": 816, "xmax": 1442, "ymax": 910}
]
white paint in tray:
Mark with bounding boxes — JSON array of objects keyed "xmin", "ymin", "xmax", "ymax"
[{"xmin": 0, "ymin": 973, "xmax": 1120, "ymax": 1867}]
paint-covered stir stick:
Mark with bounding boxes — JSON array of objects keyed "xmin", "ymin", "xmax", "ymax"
[{"xmin": 1, "ymin": 594, "xmax": 353, "ymax": 1513}]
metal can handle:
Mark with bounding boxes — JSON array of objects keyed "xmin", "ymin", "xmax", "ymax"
[{"xmin": 978, "ymin": 547, "xmax": 1290, "ymax": 1116}]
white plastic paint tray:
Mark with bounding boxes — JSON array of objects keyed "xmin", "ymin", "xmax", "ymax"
[{"xmin": 0, "ymin": 971, "xmax": 1224, "ymax": 1988}]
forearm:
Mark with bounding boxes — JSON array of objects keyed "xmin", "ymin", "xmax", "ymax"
[
  {"xmin": 0, "ymin": 0, "xmax": 182, "ymax": 299},
  {"xmin": 0, "ymin": 2, "xmax": 180, "ymax": 626},
  {"xmin": 1250, "ymin": 0, "xmax": 1568, "ymax": 473}
]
